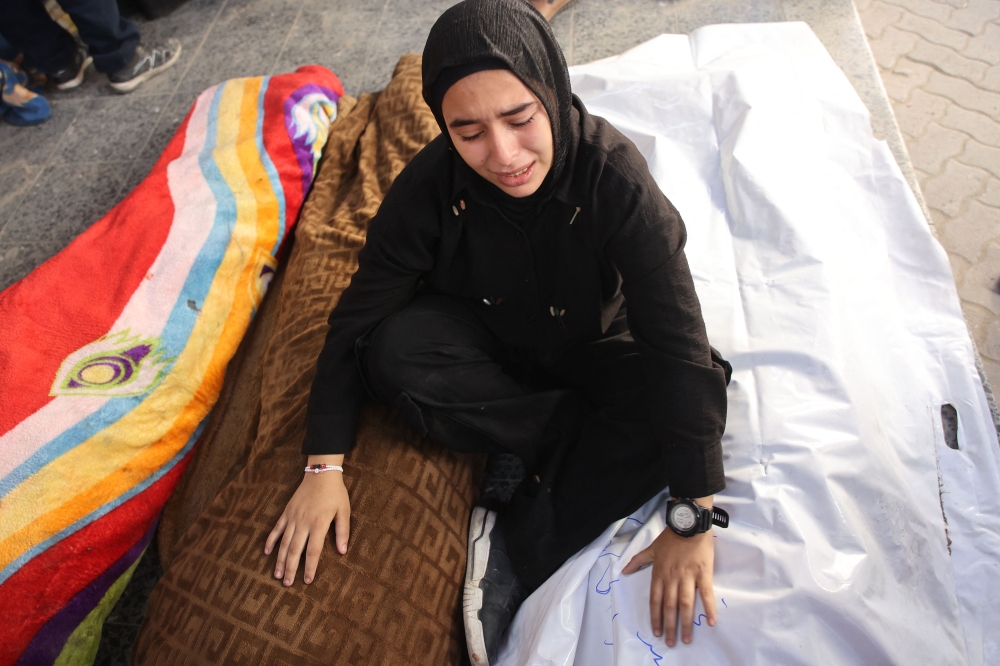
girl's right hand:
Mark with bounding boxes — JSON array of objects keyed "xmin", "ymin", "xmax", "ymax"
[{"xmin": 264, "ymin": 456, "xmax": 350, "ymax": 586}]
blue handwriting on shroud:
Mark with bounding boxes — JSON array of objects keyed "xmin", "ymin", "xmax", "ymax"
[
  {"xmin": 604, "ymin": 613, "xmax": 620, "ymax": 646},
  {"xmin": 595, "ymin": 552, "xmax": 621, "ymax": 595},
  {"xmin": 637, "ymin": 632, "xmax": 664, "ymax": 665}
]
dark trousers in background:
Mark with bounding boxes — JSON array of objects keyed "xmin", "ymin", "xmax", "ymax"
[
  {"xmin": 0, "ymin": 0, "xmax": 139, "ymax": 74},
  {"xmin": 359, "ymin": 293, "xmax": 670, "ymax": 592}
]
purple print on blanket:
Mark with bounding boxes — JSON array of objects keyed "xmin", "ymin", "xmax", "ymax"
[{"xmin": 285, "ymin": 84, "xmax": 340, "ymax": 195}]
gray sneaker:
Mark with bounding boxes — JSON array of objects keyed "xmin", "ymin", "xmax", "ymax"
[
  {"xmin": 464, "ymin": 507, "xmax": 526, "ymax": 666},
  {"xmin": 108, "ymin": 39, "xmax": 181, "ymax": 93}
]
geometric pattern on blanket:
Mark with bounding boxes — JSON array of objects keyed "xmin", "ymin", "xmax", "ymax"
[
  {"xmin": 137, "ymin": 409, "xmax": 482, "ymax": 665},
  {"xmin": 0, "ymin": 66, "xmax": 342, "ymax": 666},
  {"xmin": 133, "ymin": 55, "xmax": 486, "ymax": 665}
]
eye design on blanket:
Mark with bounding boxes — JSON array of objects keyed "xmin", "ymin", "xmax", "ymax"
[
  {"xmin": 50, "ymin": 330, "xmax": 170, "ymax": 398},
  {"xmin": 285, "ymin": 86, "xmax": 338, "ymax": 185}
]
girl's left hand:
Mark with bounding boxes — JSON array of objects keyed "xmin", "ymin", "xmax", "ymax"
[{"xmin": 622, "ymin": 527, "xmax": 716, "ymax": 647}]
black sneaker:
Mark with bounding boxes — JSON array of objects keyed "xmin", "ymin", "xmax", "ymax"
[
  {"xmin": 464, "ymin": 507, "xmax": 526, "ymax": 666},
  {"xmin": 52, "ymin": 44, "xmax": 92, "ymax": 90},
  {"xmin": 108, "ymin": 39, "xmax": 181, "ymax": 93}
]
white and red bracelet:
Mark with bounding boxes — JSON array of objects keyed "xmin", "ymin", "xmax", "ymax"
[{"xmin": 304, "ymin": 464, "xmax": 344, "ymax": 474}]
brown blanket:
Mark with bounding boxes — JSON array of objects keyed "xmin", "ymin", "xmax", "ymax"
[{"xmin": 134, "ymin": 55, "xmax": 486, "ymax": 665}]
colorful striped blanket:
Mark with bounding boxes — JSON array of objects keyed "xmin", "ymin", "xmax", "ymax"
[{"xmin": 0, "ymin": 66, "xmax": 342, "ymax": 666}]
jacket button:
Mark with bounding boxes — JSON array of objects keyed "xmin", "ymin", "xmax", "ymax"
[
  {"xmin": 527, "ymin": 315, "xmax": 535, "ymax": 322},
  {"xmin": 523, "ymin": 276, "xmax": 530, "ymax": 283}
]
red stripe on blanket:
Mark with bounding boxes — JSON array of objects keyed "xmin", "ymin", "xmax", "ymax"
[
  {"xmin": 266, "ymin": 66, "xmax": 344, "ymax": 236},
  {"xmin": 0, "ymin": 447, "xmax": 194, "ymax": 663},
  {"xmin": 0, "ymin": 112, "xmax": 190, "ymax": 438}
]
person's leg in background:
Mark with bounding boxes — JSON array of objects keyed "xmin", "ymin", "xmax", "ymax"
[
  {"xmin": 57, "ymin": 0, "xmax": 181, "ymax": 93},
  {"xmin": 0, "ymin": 28, "xmax": 22, "ymax": 60},
  {"xmin": 52, "ymin": 0, "xmax": 139, "ymax": 76},
  {"xmin": 0, "ymin": 0, "xmax": 92, "ymax": 88},
  {"xmin": 0, "ymin": 0, "xmax": 179, "ymax": 93}
]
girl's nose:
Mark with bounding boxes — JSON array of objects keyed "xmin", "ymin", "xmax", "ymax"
[{"xmin": 490, "ymin": 130, "xmax": 519, "ymax": 166}]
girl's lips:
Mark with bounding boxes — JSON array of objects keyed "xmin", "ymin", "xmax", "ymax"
[{"xmin": 494, "ymin": 162, "xmax": 535, "ymax": 188}]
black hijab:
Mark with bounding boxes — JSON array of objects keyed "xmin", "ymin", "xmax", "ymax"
[{"xmin": 421, "ymin": 0, "xmax": 576, "ymax": 220}]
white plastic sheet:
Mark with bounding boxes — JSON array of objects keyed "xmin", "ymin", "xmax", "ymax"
[{"xmin": 496, "ymin": 23, "xmax": 1000, "ymax": 666}]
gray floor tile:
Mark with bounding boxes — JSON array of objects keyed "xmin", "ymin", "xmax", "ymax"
[
  {"xmin": 132, "ymin": 0, "xmax": 225, "ymax": 44},
  {"xmin": 119, "ymin": 153, "xmax": 162, "ymax": 199},
  {"xmin": 271, "ymin": 0, "xmax": 384, "ymax": 97},
  {"xmin": 50, "ymin": 94, "xmax": 171, "ymax": 165},
  {"xmin": 123, "ymin": 0, "xmax": 228, "ymax": 97},
  {"xmin": 0, "ymin": 161, "xmax": 41, "ymax": 234},
  {"xmin": 383, "ymin": 0, "xmax": 450, "ymax": 22},
  {"xmin": 140, "ymin": 89, "xmax": 203, "ymax": 160},
  {"xmin": 548, "ymin": 6, "xmax": 574, "ymax": 64},
  {"xmin": 781, "ymin": 0, "xmax": 875, "ymax": 88},
  {"xmin": 674, "ymin": 0, "xmax": 784, "ymax": 34},
  {"xmin": 0, "ymin": 98, "xmax": 84, "ymax": 166},
  {"xmin": 571, "ymin": 0, "xmax": 677, "ymax": 65},
  {"xmin": 361, "ymin": 17, "xmax": 434, "ymax": 92},
  {"xmin": 0, "ymin": 241, "xmax": 69, "ymax": 292},
  {"xmin": 179, "ymin": 0, "xmax": 305, "ymax": 93},
  {"xmin": 0, "ymin": 163, "xmax": 127, "ymax": 245}
]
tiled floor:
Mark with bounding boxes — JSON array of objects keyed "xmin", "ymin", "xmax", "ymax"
[{"xmin": 0, "ymin": 0, "xmax": 962, "ymax": 662}]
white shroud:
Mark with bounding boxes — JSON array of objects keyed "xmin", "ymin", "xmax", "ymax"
[{"xmin": 497, "ymin": 23, "xmax": 1000, "ymax": 666}]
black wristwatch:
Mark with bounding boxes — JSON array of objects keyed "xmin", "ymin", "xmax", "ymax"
[{"xmin": 666, "ymin": 499, "xmax": 730, "ymax": 538}]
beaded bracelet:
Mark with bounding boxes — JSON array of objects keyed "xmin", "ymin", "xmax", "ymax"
[{"xmin": 305, "ymin": 464, "xmax": 344, "ymax": 474}]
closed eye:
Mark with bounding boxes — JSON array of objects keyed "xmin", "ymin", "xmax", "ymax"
[{"xmin": 457, "ymin": 114, "xmax": 534, "ymax": 142}]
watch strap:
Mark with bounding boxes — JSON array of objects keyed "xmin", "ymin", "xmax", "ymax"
[
  {"xmin": 695, "ymin": 504, "xmax": 729, "ymax": 532},
  {"xmin": 711, "ymin": 506, "xmax": 729, "ymax": 529}
]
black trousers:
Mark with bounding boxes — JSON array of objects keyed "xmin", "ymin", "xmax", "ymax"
[
  {"xmin": 359, "ymin": 293, "xmax": 670, "ymax": 592},
  {"xmin": 0, "ymin": 0, "xmax": 139, "ymax": 74}
]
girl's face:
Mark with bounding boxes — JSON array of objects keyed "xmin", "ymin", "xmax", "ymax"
[{"xmin": 441, "ymin": 69, "xmax": 554, "ymax": 197}]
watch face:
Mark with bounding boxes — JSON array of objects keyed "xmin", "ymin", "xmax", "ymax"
[{"xmin": 670, "ymin": 504, "xmax": 698, "ymax": 532}]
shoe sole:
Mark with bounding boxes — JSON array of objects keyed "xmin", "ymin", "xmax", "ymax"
[
  {"xmin": 0, "ymin": 110, "xmax": 51, "ymax": 126},
  {"xmin": 56, "ymin": 55, "xmax": 92, "ymax": 90},
  {"xmin": 464, "ymin": 506, "xmax": 495, "ymax": 666},
  {"xmin": 109, "ymin": 44, "xmax": 182, "ymax": 94}
]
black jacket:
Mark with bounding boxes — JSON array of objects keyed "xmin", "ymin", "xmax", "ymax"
[{"xmin": 303, "ymin": 99, "xmax": 728, "ymax": 498}]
